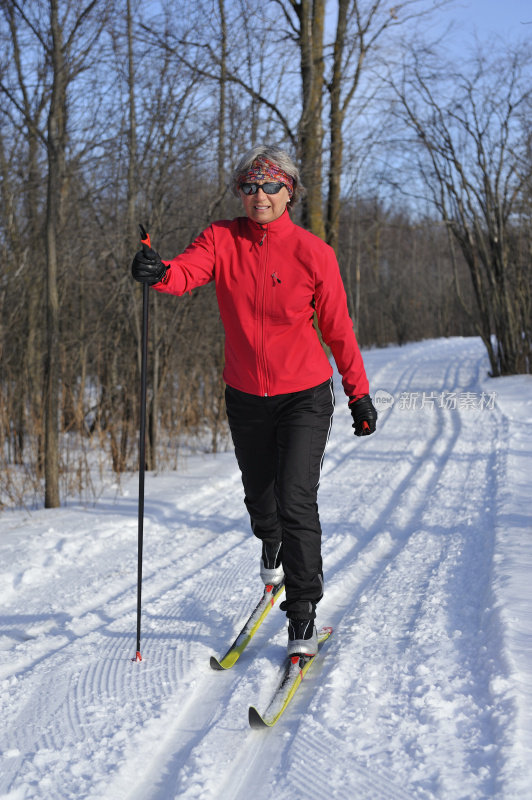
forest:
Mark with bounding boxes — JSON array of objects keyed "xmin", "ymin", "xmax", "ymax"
[{"xmin": 0, "ymin": 0, "xmax": 530, "ymax": 508}]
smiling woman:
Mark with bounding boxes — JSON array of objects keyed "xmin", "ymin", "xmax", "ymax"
[
  {"xmin": 239, "ymin": 180, "xmax": 290, "ymax": 225},
  {"xmin": 233, "ymin": 148, "xmax": 297, "ymax": 223},
  {"xmin": 131, "ymin": 143, "xmax": 377, "ymax": 657}
]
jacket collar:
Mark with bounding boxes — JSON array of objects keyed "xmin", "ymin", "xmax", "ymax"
[{"xmin": 245, "ymin": 208, "xmax": 294, "ymax": 239}]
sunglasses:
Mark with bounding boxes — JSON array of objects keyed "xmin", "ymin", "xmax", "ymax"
[{"xmin": 240, "ymin": 182, "xmax": 285, "ymax": 195}]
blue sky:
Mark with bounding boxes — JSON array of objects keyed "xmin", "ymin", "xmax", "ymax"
[{"xmin": 438, "ymin": 0, "xmax": 531, "ymax": 43}]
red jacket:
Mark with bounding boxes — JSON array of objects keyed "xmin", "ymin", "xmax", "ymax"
[{"xmin": 155, "ymin": 210, "xmax": 369, "ymax": 398}]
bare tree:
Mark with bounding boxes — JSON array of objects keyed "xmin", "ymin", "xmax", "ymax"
[
  {"xmin": 269, "ymin": 0, "xmax": 452, "ymax": 244},
  {"xmin": 0, "ymin": 1, "xmax": 49, "ymax": 474},
  {"xmin": 394, "ymin": 43, "xmax": 532, "ymax": 375},
  {"xmin": 325, "ymin": 0, "xmax": 450, "ymax": 250},
  {"xmin": 272, "ymin": 0, "xmax": 326, "ymax": 236},
  {"xmin": 1, "ymin": 0, "xmax": 111, "ymax": 506}
]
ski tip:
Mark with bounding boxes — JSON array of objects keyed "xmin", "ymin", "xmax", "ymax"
[
  {"xmin": 249, "ymin": 705, "xmax": 270, "ymax": 729},
  {"xmin": 210, "ymin": 650, "xmax": 240, "ymax": 670}
]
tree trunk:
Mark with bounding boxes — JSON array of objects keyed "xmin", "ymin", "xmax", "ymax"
[
  {"xmin": 325, "ymin": 0, "xmax": 349, "ymax": 252},
  {"xmin": 218, "ymin": 0, "xmax": 227, "ymax": 193},
  {"xmin": 297, "ymin": 0, "xmax": 326, "ymax": 239},
  {"xmin": 44, "ymin": 0, "xmax": 66, "ymax": 508}
]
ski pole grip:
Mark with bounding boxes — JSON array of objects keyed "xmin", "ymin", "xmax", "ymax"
[{"xmin": 139, "ymin": 223, "xmax": 151, "ymax": 252}]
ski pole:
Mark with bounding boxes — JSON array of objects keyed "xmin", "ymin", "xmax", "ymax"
[{"xmin": 133, "ymin": 223, "xmax": 151, "ymax": 663}]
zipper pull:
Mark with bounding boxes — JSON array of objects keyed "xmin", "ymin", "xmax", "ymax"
[
  {"xmin": 271, "ymin": 272, "xmax": 281, "ymax": 285},
  {"xmin": 259, "ymin": 230, "xmax": 266, "ymax": 246}
]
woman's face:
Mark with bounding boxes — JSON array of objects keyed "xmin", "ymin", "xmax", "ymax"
[{"xmin": 239, "ymin": 181, "xmax": 290, "ymax": 224}]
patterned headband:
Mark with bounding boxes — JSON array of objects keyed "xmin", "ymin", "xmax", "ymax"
[{"xmin": 239, "ymin": 157, "xmax": 294, "ymax": 198}]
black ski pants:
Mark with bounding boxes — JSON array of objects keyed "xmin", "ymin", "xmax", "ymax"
[{"xmin": 225, "ymin": 378, "xmax": 334, "ymax": 620}]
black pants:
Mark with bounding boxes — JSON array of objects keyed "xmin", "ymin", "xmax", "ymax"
[{"xmin": 225, "ymin": 379, "xmax": 335, "ymax": 620}]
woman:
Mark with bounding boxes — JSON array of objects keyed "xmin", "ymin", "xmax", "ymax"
[{"xmin": 131, "ymin": 144, "xmax": 377, "ymax": 657}]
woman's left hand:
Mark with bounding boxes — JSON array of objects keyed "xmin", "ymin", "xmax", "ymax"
[{"xmin": 349, "ymin": 395, "xmax": 378, "ymax": 436}]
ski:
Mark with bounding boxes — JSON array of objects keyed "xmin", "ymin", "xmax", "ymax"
[
  {"xmin": 248, "ymin": 626, "xmax": 333, "ymax": 728},
  {"xmin": 210, "ymin": 581, "xmax": 285, "ymax": 670}
]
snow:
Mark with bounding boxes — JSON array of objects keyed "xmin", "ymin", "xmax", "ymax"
[{"xmin": 1, "ymin": 336, "xmax": 531, "ymax": 799}]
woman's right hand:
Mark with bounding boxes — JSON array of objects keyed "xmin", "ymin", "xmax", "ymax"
[{"xmin": 131, "ymin": 247, "xmax": 167, "ymax": 285}]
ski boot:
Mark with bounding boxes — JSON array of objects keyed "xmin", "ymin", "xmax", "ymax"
[
  {"xmin": 287, "ymin": 619, "xmax": 318, "ymax": 657},
  {"xmin": 260, "ymin": 541, "xmax": 284, "ymax": 586}
]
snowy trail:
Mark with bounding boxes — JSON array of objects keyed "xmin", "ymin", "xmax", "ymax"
[{"xmin": 1, "ymin": 337, "xmax": 531, "ymax": 799}]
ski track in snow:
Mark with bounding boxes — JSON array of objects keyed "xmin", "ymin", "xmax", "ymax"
[{"xmin": 0, "ymin": 337, "xmax": 531, "ymax": 800}]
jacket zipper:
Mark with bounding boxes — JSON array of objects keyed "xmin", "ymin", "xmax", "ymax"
[{"xmin": 257, "ymin": 227, "xmax": 269, "ymax": 395}]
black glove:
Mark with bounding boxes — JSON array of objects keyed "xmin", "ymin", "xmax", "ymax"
[
  {"xmin": 349, "ymin": 394, "xmax": 377, "ymax": 436},
  {"xmin": 131, "ymin": 245, "xmax": 167, "ymax": 286}
]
